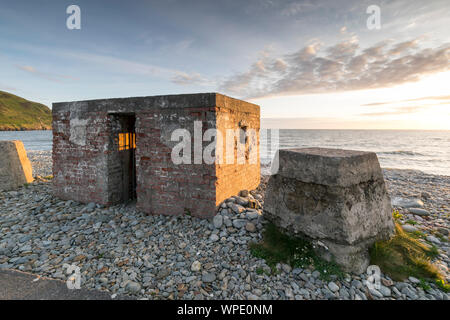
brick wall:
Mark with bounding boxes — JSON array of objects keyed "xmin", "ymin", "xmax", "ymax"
[
  {"xmin": 52, "ymin": 107, "xmax": 110, "ymax": 204},
  {"xmin": 215, "ymin": 95, "xmax": 260, "ymax": 206},
  {"xmin": 52, "ymin": 93, "xmax": 260, "ymax": 218},
  {"xmin": 135, "ymin": 107, "xmax": 217, "ymax": 217}
]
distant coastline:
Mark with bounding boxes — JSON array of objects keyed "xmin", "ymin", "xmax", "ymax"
[
  {"xmin": 0, "ymin": 90, "xmax": 52, "ymax": 131},
  {"xmin": 0, "ymin": 127, "xmax": 52, "ymax": 131}
]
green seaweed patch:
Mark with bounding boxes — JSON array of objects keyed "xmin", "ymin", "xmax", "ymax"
[{"xmin": 249, "ymin": 223, "xmax": 344, "ymax": 281}]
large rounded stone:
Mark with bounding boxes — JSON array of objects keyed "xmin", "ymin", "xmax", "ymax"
[{"xmin": 213, "ymin": 215, "xmax": 223, "ymax": 228}]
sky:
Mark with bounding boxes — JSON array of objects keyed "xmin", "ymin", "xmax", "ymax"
[{"xmin": 0, "ymin": 0, "xmax": 449, "ymax": 129}]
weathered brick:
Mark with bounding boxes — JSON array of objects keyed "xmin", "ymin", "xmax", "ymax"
[{"xmin": 52, "ymin": 93, "xmax": 260, "ymax": 218}]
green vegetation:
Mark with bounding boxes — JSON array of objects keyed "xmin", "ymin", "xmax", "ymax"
[
  {"xmin": 418, "ymin": 278, "xmax": 431, "ymax": 291},
  {"xmin": 392, "ymin": 210, "xmax": 403, "ymax": 221},
  {"xmin": 0, "ymin": 90, "xmax": 51, "ymax": 130},
  {"xmin": 249, "ymin": 223, "xmax": 344, "ymax": 280},
  {"xmin": 250, "ymin": 212, "xmax": 449, "ymax": 291},
  {"xmin": 411, "ymin": 230, "xmax": 426, "ymax": 239},
  {"xmin": 434, "ymin": 233, "xmax": 448, "ymax": 243},
  {"xmin": 436, "ymin": 279, "xmax": 450, "ymax": 293},
  {"xmin": 406, "ymin": 219, "xmax": 417, "ymax": 225},
  {"xmin": 255, "ymin": 266, "xmax": 270, "ymax": 276},
  {"xmin": 369, "ymin": 222, "xmax": 442, "ymax": 282}
]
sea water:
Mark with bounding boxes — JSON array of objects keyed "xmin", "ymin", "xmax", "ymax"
[{"xmin": 1, "ymin": 129, "xmax": 449, "ymax": 176}]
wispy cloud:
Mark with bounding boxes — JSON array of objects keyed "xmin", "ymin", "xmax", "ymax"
[
  {"xmin": 171, "ymin": 72, "xmax": 212, "ymax": 86},
  {"xmin": 65, "ymin": 51, "xmax": 214, "ymax": 86},
  {"xmin": 280, "ymin": 1, "xmax": 317, "ymax": 16},
  {"xmin": 359, "ymin": 106, "xmax": 427, "ymax": 117},
  {"xmin": 359, "ymin": 95, "xmax": 450, "ymax": 116},
  {"xmin": 220, "ymin": 37, "xmax": 450, "ymax": 99},
  {"xmin": 11, "ymin": 42, "xmax": 213, "ymax": 87},
  {"xmin": 16, "ymin": 65, "xmax": 78, "ymax": 82},
  {"xmin": 362, "ymin": 95, "xmax": 450, "ymax": 106},
  {"xmin": 388, "ymin": 39, "xmax": 420, "ymax": 55}
]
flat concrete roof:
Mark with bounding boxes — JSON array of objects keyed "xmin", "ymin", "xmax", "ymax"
[{"xmin": 52, "ymin": 92, "xmax": 260, "ymax": 114}]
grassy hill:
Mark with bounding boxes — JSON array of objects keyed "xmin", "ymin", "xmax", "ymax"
[{"xmin": 0, "ymin": 91, "xmax": 52, "ymax": 130}]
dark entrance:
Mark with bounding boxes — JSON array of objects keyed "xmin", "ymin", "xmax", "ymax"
[{"xmin": 109, "ymin": 113, "xmax": 136, "ymax": 202}]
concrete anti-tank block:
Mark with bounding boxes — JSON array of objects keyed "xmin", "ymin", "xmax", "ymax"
[
  {"xmin": 264, "ymin": 148, "xmax": 395, "ymax": 274},
  {"xmin": 0, "ymin": 140, "xmax": 34, "ymax": 191}
]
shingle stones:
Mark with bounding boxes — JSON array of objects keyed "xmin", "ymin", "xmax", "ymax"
[
  {"xmin": 263, "ymin": 148, "xmax": 395, "ymax": 274},
  {"xmin": 0, "ymin": 140, "xmax": 33, "ymax": 191}
]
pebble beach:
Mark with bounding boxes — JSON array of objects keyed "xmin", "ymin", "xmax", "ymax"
[{"xmin": 0, "ymin": 150, "xmax": 449, "ymax": 300}]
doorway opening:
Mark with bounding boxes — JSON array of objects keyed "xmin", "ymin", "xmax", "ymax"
[{"xmin": 111, "ymin": 113, "xmax": 136, "ymax": 202}]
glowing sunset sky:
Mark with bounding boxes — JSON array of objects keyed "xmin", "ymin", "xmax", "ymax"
[{"xmin": 1, "ymin": 0, "xmax": 449, "ymax": 129}]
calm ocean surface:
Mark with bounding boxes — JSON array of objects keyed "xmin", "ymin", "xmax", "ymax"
[{"xmin": 1, "ymin": 129, "xmax": 449, "ymax": 176}]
